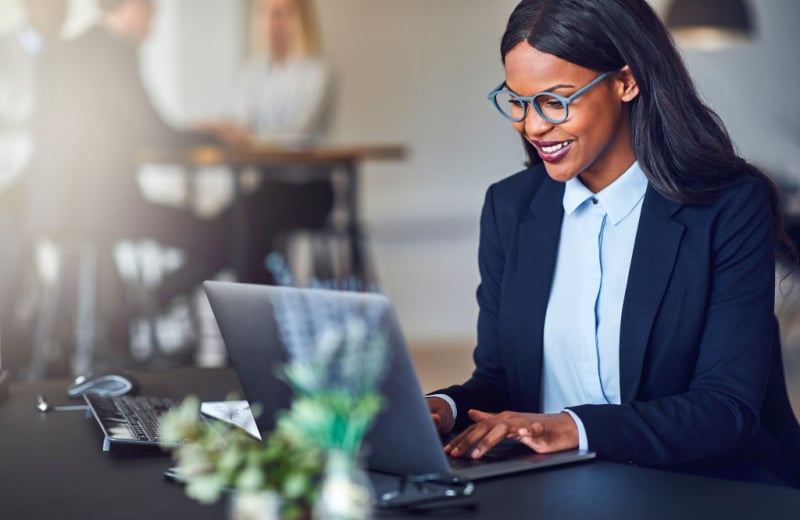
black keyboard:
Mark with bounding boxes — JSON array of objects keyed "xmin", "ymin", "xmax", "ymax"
[{"xmin": 84, "ymin": 394, "xmax": 179, "ymax": 451}]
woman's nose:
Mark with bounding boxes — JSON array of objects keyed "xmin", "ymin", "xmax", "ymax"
[{"xmin": 522, "ymin": 104, "xmax": 554, "ymax": 137}]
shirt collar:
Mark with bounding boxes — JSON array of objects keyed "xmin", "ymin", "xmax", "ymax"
[{"xmin": 562, "ymin": 161, "xmax": 648, "ymax": 225}]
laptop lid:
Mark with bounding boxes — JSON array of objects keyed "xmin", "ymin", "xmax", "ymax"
[{"xmin": 204, "ymin": 281, "xmax": 594, "ymax": 478}]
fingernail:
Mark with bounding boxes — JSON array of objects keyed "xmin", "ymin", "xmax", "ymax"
[{"xmin": 472, "ymin": 448, "xmax": 481, "ymax": 458}]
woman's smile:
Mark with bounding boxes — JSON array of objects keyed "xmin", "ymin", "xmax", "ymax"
[{"xmin": 531, "ymin": 139, "xmax": 574, "ymax": 162}]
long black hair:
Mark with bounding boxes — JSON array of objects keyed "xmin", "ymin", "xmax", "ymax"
[{"xmin": 501, "ymin": 0, "xmax": 795, "ymax": 261}]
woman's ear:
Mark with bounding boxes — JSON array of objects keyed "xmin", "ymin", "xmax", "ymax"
[{"xmin": 618, "ymin": 65, "xmax": 639, "ymax": 102}]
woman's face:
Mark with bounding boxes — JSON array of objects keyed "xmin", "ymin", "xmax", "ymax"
[
  {"xmin": 258, "ymin": 0, "xmax": 298, "ymax": 57},
  {"xmin": 504, "ymin": 42, "xmax": 638, "ymax": 192}
]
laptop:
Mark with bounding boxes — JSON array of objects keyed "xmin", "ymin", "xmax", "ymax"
[{"xmin": 204, "ymin": 281, "xmax": 595, "ymax": 480}]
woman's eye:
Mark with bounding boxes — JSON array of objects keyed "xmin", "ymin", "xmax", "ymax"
[
  {"xmin": 508, "ymin": 99, "xmax": 523, "ymax": 108},
  {"xmin": 546, "ymin": 100, "xmax": 564, "ymax": 109}
]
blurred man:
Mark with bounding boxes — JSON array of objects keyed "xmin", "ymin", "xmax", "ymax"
[
  {"xmin": 0, "ymin": 0, "xmax": 67, "ymax": 364},
  {"xmin": 26, "ymin": 0, "xmax": 230, "ymax": 308}
]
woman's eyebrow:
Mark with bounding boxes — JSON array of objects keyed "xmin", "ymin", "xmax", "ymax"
[
  {"xmin": 542, "ymin": 83, "xmax": 574, "ymax": 92},
  {"xmin": 506, "ymin": 82, "xmax": 575, "ymax": 94}
]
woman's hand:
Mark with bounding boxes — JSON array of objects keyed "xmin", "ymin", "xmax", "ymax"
[
  {"xmin": 444, "ymin": 410, "xmax": 579, "ymax": 459},
  {"xmin": 196, "ymin": 121, "xmax": 253, "ymax": 147},
  {"xmin": 427, "ymin": 396, "xmax": 456, "ymax": 435}
]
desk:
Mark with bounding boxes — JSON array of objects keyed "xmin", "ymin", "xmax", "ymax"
[
  {"xmin": 141, "ymin": 144, "xmax": 406, "ymax": 284},
  {"xmin": 3, "ymin": 368, "xmax": 800, "ymax": 519}
]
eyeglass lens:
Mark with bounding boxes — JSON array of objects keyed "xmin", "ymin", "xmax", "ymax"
[{"xmin": 493, "ymin": 91, "xmax": 566, "ymax": 123}]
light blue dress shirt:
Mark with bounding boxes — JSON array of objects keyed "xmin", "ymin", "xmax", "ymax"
[
  {"xmin": 544, "ymin": 161, "xmax": 647, "ymax": 449},
  {"xmin": 431, "ymin": 162, "xmax": 647, "ymax": 451}
]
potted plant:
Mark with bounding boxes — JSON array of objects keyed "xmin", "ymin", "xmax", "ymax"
[{"xmin": 160, "ymin": 275, "xmax": 388, "ymax": 520}]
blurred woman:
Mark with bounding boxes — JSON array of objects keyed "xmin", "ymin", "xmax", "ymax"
[
  {"xmin": 230, "ymin": 0, "xmax": 332, "ymax": 145},
  {"xmin": 222, "ymin": 0, "xmax": 335, "ymax": 284}
]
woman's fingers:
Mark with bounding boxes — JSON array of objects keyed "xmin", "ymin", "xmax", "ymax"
[
  {"xmin": 467, "ymin": 409, "xmax": 495, "ymax": 421},
  {"xmin": 446, "ymin": 410, "xmax": 530, "ymax": 458},
  {"xmin": 469, "ymin": 422, "xmax": 509, "ymax": 458}
]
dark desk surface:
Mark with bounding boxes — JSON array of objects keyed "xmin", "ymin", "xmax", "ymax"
[{"xmin": 3, "ymin": 368, "xmax": 800, "ymax": 519}]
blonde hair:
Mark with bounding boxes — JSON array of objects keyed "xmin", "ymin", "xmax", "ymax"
[{"xmin": 251, "ymin": 0, "xmax": 322, "ymax": 58}]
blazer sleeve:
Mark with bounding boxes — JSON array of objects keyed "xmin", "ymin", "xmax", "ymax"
[
  {"xmin": 434, "ymin": 184, "xmax": 512, "ymax": 430},
  {"xmin": 569, "ymin": 179, "xmax": 776, "ymax": 467}
]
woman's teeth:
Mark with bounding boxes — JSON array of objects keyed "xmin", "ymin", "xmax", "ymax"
[{"xmin": 541, "ymin": 141, "xmax": 571, "ymax": 153}]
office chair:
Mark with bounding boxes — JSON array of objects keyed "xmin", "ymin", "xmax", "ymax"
[
  {"xmin": 24, "ymin": 237, "xmax": 164, "ymax": 381},
  {"xmin": 761, "ymin": 316, "xmax": 800, "ymax": 487}
]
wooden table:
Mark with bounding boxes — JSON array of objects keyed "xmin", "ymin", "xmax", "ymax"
[{"xmin": 140, "ymin": 144, "xmax": 406, "ymax": 284}]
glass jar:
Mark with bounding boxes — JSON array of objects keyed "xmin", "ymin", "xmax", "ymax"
[
  {"xmin": 228, "ymin": 490, "xmax": 282, "ymax": 520},
  {"xmin": 312, "ymin": 449, "xmax": 374, "ymax": 520}
]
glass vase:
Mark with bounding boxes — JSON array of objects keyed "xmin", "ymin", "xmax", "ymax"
[
  {"xmin": 312, "ymin": 449, "xmax": 374, "ymax": 520},
  {"xmin": 228, "ymin": 490, "xmax": 282, "ymax": 520}
]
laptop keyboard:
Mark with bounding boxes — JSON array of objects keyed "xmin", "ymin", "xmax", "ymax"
[{"xmin": 84, "ymin": 394, "xmax": 179, "ymax": 444}]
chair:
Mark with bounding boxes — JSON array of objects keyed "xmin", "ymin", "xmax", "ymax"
[
  {"xmin": 24, "ymin": 236, "xmax": 164, "ymax": 381},
  {"xmin": 280, "ymin": 223, "xmax": 374, "ymax": 288},
  {"xmin": 760, "ymin": 316, "xmax": 800, "ymax": 486}
]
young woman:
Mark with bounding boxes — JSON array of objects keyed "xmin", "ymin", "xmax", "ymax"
[
  {"xmin": 229, "ymin": 0, "xmax": 332, "ymax": 145},
  {"xmin": 210, "ymin": 0, "xmax": 334, "ymax": 284},
  {"xmin": 427, "ymin": 0, "xmax": 800, "ymax": 487}
]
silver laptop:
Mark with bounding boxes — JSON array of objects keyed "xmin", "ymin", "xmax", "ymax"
[{"xmin": 204, "ymin": 281, "xmax": 594, "ymax": 479}]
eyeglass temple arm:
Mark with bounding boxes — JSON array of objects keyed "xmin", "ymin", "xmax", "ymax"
[{"xmin": 487, "ymin": 81, "xmax": 508, "ymax": 99}]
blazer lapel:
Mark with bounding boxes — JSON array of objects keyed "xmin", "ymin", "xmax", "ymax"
[
  {"xmin": 515, "ymin": 176, "xmax": 564, "ymax": 411},
  {"xmin": 619, "ymin": 186, "xmax": 684, "ymax": 402}
]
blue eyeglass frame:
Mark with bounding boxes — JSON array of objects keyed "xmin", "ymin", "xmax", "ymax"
[{"xmin": 487, "ymin": 70, "xmax": 614, "ymax": 124}]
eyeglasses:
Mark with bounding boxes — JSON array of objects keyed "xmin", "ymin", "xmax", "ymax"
[
  {"xmin": 378, "ymin": 473, "xmax": 475, "ymax": 510},
  {"xmin": 487, "ymin": 70, "xmax": 614, "ymax": 124}
]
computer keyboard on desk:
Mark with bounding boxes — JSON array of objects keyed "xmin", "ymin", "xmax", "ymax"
[{"xmin": 83, "ymin": 394, "xmax": 180, "ymax": 451}]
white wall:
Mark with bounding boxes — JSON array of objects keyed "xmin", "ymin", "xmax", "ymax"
[
  {"xmin": 314, "ymin": 0, "xmax": 523, "ymax": 344},
  {"xmin": 677, "ymin": 0, "xmax": 800, "ymax": 184}
]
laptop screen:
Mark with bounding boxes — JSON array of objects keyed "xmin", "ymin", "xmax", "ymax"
[{"xmin": 204, "ymin": 281, "xmax": 452, "ymax": 476}]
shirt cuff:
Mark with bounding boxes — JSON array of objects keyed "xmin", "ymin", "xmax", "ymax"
[
  {"xmin": 426, "ymin": 393, "xmax": 458, "ymax": 421},
  {"xmin": 562, "ymin": 408, "xmax": 588, "ymax": 451}
]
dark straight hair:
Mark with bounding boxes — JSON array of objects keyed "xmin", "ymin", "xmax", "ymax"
[{"xmin": 501, "ymin": 0, "xmax": 795, "ymax": 262}]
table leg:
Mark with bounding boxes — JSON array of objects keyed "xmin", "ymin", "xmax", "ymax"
[
  {"xmin": 230, "ymin": 166, "xmax": 249, "ymax": 282},
  {"xmin": 343, "ymin": 161, "xmax": 369, "ymax": 287}
]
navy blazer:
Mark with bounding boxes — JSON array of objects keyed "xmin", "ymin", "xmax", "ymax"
[{"xmin": 440, "ymin": 163, "xmax": 800, "ymax": 486}]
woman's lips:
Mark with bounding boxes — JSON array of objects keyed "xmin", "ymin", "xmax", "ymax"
[{"xmin": 532, "ymin": 139, "xmax": 573, "ymax": 162}]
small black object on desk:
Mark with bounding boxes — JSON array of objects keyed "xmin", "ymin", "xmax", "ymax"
[{"xmin": 0, "ymin": 368, "xmax": 9, "ymax": 403}]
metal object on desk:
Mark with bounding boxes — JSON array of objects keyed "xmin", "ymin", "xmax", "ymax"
[
  {"xmin": 0, "ymin": 369, "xmax": 8, "ymax": 403},
  {"xmin": 0, "ymin": 324, "xmax": 8, "ymax": 402},
  {"xmin": 35, "ymin": 393, "xmax": 88, "ymax": 413}
]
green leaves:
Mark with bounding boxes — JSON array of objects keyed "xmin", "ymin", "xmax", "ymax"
[
  {"xmin": 159, "ymin": 397, "xmax": 322, "ymax": 517},
  {"xmin": 158, "ymin": 310, "xmax": 389, "ymax": 519}
]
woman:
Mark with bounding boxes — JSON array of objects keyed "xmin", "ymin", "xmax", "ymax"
[
  {"xmin": 427, "ymin": 0, "xmax": 800, "ymax": 486},
  {"xmin": 229, "ymin": 0, "xmax": 331, "ymax": 145},
  {"xmin": 217, "ymin": 0, "xmax": 334, "ymax": 284}
]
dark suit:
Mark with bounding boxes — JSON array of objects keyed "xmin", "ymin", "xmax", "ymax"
[
  {"xmin": 25, "ymin": 25, "xmax": 231, "ymax": 303},
  {"xmin": 439, "ymin": 163, "xmax": 800, "ymax": 486},
  {"xmin": 26, "ymin": 25, "xmax": 224, "ymax": 251}
]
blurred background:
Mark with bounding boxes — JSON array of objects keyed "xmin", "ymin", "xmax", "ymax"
[{"xmin": 0, "ymin": 0, "xmax": 799, "ymax": 407}]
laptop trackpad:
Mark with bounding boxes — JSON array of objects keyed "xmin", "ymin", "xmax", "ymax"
[{"xmin": 447, "ymin": 440, "xmax": 595, "ymax": 479}]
